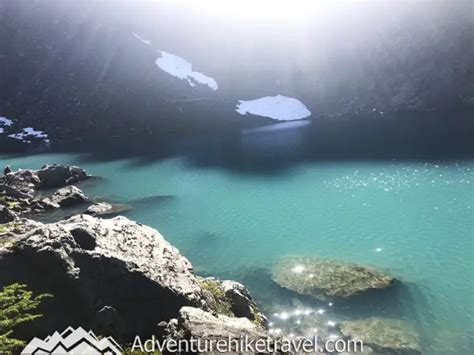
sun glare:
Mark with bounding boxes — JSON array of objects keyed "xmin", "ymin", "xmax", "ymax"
[{"xmin": 155, "ymin": 0, "xmax": 326, "ymax": 19}]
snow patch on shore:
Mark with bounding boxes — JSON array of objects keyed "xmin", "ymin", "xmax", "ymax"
[
  {"xmin": 155, "ymin": 51, "xmax": 218, "ymax": 91},
  {"xmin": 8, "ymin": 127, "xmax": 50, "ymax": 144},
  {"xmin": 0, "ymin": 117, "xmax": 14, "ymax": 127},
  {"xmin": 236, "ymin": 95, "xmax": 311, "ymax": 121}
]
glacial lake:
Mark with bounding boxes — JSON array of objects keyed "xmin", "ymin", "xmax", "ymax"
[{"xmin": 1, "ymin": 138, "xmax": 473, "ymax": 353}]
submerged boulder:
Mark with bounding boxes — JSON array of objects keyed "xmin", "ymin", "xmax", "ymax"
[
  {"xmin": 338, "ymin": 317, "xmax": 422, "ymax": 354},
  {"xmin": 272, "ymin": 256, "xmax": 395, "ymax": 301}
]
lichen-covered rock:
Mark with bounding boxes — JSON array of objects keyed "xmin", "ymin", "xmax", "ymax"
[
  {"xmin": 0, "ymin": 218, "xmax": 42, "ymax": 245},
  {"xmin": 272, "ymin": 256, "xmax": 395, "ymax": 301},
  {"xmin": 85, "ymin": 202, "xmax": 131, "ymax": 217},
  {"xmin": 50, "ymin": 186, "xmax": 87, "ymax": 207},
  {"xmin": 338, "ymin": 317, "xmax": 422, "ymax": 354},
  {"xmin": 0, "ymin": 215, "xmax": 207, "ymax": 341}
]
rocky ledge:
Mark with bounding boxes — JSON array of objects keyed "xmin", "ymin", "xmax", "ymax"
[
  {"xmin": 0, "ymin": 213, "xmax": 267, "ymax": 344},
  {"xmin": 0, "ymin": 164, "xmax": 90, "ymax": 215}
]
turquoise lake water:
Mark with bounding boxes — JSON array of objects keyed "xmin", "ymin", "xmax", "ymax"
[{"xmin": 1, "ymin": 150, "xmax": 473, "ymax": 353}]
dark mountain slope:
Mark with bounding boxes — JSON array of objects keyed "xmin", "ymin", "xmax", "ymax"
[{"xmin": 0, "ymin": 0, "xmax": 473, "ymax": 155}]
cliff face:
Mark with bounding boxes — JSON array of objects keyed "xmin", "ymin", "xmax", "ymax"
[{"xmin": 0, "ymin": 0, "xmax": 473, "ymax": 149}]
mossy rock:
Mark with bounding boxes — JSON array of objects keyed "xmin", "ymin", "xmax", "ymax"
[
  {"xmin": 198, "ymin": 278, "xmax": 267, "ymax": 329},
  {"xmin": 198, "ymin": 278, "xmax": 234, "ymax": 317}
]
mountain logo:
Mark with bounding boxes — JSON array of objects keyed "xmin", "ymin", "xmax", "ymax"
[{"xmin": 21, "ymin": 326, "xmax": 122, "ymax": 354}]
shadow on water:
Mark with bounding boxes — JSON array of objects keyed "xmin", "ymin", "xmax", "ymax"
[
  {"xmin": 8, "ymin": 110, "xmax": 473, "ymax": 175},
  {"xmin": 127, "ymin": 194, "xmax": 176, "ymax": 208},
  {"xmin": 31, "ymin": 201, "xmax": 92, "ymax": 224}
]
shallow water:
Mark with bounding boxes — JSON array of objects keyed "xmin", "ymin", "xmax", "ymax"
[{"xmin": 1, "ymin": 145, "xmax": 473, "ymax": 353}]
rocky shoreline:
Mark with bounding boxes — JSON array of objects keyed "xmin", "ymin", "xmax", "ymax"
[
  {"xmin": 0, "ymin": 164, "xmax": 423, "ymax": 354},
  {"xmin": 0, "ymin": 164, "xmax": 273, "ymax": 354}
]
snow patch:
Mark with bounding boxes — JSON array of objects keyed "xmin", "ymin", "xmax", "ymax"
[
  {"xmin": 0, "ymin": 117, "xmax": 14, "ymax": 126},
  {"xmin": 155, "ymin": 51, "xmax": 218, "ymax": 91},
  {"xmin": 236, "ymin": 95, "xmax": 311, "ymax": 121},
  {"xmin": 132, "ymin": 32, "xmax": 152, "ymax": 46},
  {"xmin": 8, "ymin": 127, "xmax": 49, "ymax": 143}
]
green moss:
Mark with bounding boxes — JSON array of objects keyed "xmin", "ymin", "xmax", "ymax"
[
  {"xmin": 250, "ymin": 307, "xmax": 265, "ymax": 328},
  {"xmin": 0, "ymin": 196, "xmax": 20, "ymax": 210},
  {"xmin": 200, "ymin": 279, "xmax": 225, "ymax": 298},
  {"xmin": 199, "ymin": 279, "xmax": 233, "ymax": 317},
  {"xmin": 0, "ymin": 221, "xmax": 22, "ymax": 236}
]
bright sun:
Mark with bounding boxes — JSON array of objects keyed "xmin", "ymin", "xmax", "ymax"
[{"xmin": 154, "ymin": 0, "xmax": 331, "ymax": 19}]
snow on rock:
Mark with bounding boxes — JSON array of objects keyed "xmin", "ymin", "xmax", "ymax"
[
  {"xmin": 0, "ymin": 127, "xmax": 4, "ymax": 134},
  {"xmin": 132, "ymin": 32, "xmax": 151, "ymax": 46},
  {"xmin": 0, "ymin": 117, "xmax": 14, "ymax": 127},
  {"xmin": 8, "ymin": 127, "xmax": 49, "ymax": 144},
  {"xmin": 236, "ymin": 95, "xmax": 311, "ymax": 121},
  {"xmin": 155, "ymin": 51, "xmax": 218, "ymax": 91}
]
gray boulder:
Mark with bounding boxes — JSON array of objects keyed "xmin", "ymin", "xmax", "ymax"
[
  {"xmin": 50, "ymin": 186, "xmax": 87, "ymax": 207},
  {"xmin": 0, "ymin": 165, "xmax": 89, "ymax": 193},
  {"xmin": 0, "ymin": 206, "xmax": 16, "ymax": 224},
  {"xmin": 272, "ymin": 256, "xmax": 395, "ymax": 301},
  {"xmin": 34, "ymin": 197, "xmax": 61, "ymax": 211},
  {"xmin": 36, "ymin": 164, "xmax": 89, "ymax": 188},
  {"xmin": 85, "ymin": 202, "xmax": 131, "ymax": 217},
  {"xmin": 0, "ymin": 169, "xmax": 38, "ymax": 196},
  {"xmin": 220, "ymin": 280, "xmax": 267, "ymax": 328},
  {"xmin": 163, "ymin": 307, "xmax": 269, "ymax": 354},
  {"xmin": 0, "ymin": 215, "xmax": 207, "ymax": 341},
  {"xmin": 0, "ymin": 165, "xmax": 91, "ymax": 216},
  {"xmin": 338, "ymin": 317, "xmax": 422, "ymax": 354}
]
